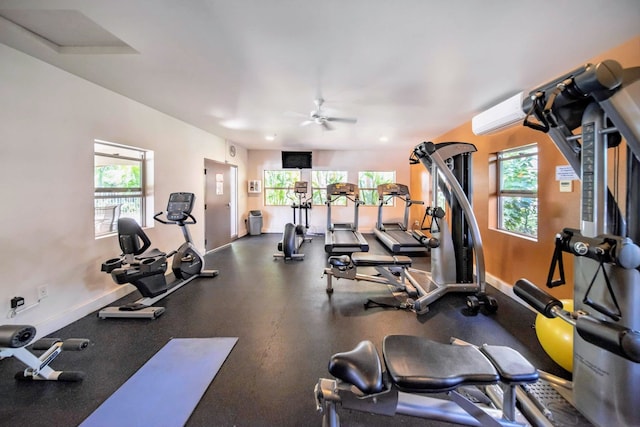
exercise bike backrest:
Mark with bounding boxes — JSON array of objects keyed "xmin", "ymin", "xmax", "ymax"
[{"xmin": 118, "ymin": 217, "xmax": 152, "ymax": 256}]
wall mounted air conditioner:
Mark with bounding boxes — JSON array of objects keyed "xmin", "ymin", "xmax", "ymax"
[{"xmin": 472, "ymin": 92, "xmax": 526, "ymax": 135}]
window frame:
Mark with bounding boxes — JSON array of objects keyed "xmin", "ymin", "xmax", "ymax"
[
  {"xmin": 94, "ymin": 141, "xmax": 147, "ymax": 238},
  {"xmin": 311, "ymin": 170, "xmax": 348, "ymax": 206},
  {"xmin": 357, "ymin": 171, "xmax": 396, "ymax": 206},
  {"xmin": 496, "ymin": 144, "xmax": 538, "ymax": 238},
  {"xmin": 263, "ymin": 170, "xmax": 301, "ymax": 206}
]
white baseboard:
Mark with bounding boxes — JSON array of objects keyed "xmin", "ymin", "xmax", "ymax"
[{"xmin": 34, "ymin": 286, "xmax": 134, "ymax": 339}]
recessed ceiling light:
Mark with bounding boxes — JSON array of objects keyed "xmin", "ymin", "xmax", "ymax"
[
  {"xmin": 220, "ymin": 119, "xmax": 249, "ymax": 130},
  {"xmin": 265, "ymin": 134, "xmax": 276, "ymax": 141},
  {"xmin": 379, "ymin": 136, "xmax": 389, "ymax": 142}
]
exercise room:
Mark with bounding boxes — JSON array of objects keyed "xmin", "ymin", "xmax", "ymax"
[{"xmin": 1, "ymin": 2, "xmax": 639, "ymax": 426}]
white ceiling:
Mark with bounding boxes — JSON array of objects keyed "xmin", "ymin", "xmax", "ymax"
[{"xmin": 0, "ymin": 0, "xmax": 638, "ymax": 151}]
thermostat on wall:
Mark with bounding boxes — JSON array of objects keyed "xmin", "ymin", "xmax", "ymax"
[{"xmin": 559, "ymin": 180, "xmax": 573, "ymax": 192}]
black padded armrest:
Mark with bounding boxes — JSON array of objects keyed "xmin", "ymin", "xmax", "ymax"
[{"xmin": 479, "ymin": 345, "xmax": 538, "ymax": 384}]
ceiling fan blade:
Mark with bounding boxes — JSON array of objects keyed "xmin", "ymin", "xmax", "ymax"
[
  {"xmin": 326, "ymin": 117, "xmax": 358, "ymax": 124},
  {"xmin": 300, "ymin": 120, "xmax": 313, "ymax": 127},
  {"xmin": 285, "ymin": 111, "xmax": 309, "ymax": 118},
  {"xmin": 321, "ymin": 121, "xmax": 333, "ymax": 131}
]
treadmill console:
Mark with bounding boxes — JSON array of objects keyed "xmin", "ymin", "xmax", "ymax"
[
  {"xmin": 295, "ymin": 181, "xmax": 308, "ymax": 193},
  {"xmin": 327, "ymin": 183, "xmax": 358, "ymax": 196},
  {"xmin": 377, "ymin": 183, "xmax": 409, "ymax": 196}
]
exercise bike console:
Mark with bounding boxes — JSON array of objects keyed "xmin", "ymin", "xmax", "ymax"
[{"xmin": 155, "ymin": 192, "xmax": 196, "ymax": 223}]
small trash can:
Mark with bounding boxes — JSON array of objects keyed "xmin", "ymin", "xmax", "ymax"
[{"xmin": 248, "ymin": 210, "xmax": 263, "ymax": 235}]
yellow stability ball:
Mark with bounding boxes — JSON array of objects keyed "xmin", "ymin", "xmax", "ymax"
[{"xmin": 535, "ymin": 299, "xmax": 574, "ymax": 372}]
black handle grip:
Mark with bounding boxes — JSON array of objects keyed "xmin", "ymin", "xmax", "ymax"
[
  {"xmin": 513, "ymin": 279, "xmax": 564, "ymax": 318},
  {"xmin": 576, "ymin": 316, "xmax": 640, "ymax": 363}
]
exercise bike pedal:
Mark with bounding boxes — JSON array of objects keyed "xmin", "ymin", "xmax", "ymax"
[
  {"xmin": 199, "ymin": 269, "xmax": 219, "ymax": 278},
  {"xmin": 119, "ymin": 302, "xmax": 151, "ymax": 311},
  {"xmin": 99, "ymin": 305, "xmax": 165, "ymax": 319}
]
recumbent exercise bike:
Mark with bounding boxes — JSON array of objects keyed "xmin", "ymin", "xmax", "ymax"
[{"xmin": 99, "ymin": 192, "xmax": 218, "ymax": 319}]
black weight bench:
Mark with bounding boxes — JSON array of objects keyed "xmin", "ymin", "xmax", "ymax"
[
  {"xmin": 317, "ymin": 335, "xmax": 539, "ymax": 426},
  {"xmin": 328, "ymin": 252, "xmax": 412, "ymax": 269},
  {"xmin": 324, "ymin": 252, "xmax": 415, "ymax": 297}
]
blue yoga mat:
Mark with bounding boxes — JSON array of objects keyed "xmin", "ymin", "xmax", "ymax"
[{"xmin": 80, "ymin": 337, "xmax": 237, "ymax": 427}]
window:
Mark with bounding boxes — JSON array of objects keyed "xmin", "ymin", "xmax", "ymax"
[
  {"xmin": 358, "ymin": 171, "xmax": 396, "ymax": 206},
  {"xmin": 264, "ymin": 170, "xmax": 301, "ymax": 206},
  {"xmin": 311, "ymin": 171, "xmax": 348, "ymax": 206},
  {"xmin": 94, "ymin": 141, "xmax": 148, "ymax": 237},
  {"xmin": 497, "ymin": 144, "xmax": 538, "ymax": 238}
]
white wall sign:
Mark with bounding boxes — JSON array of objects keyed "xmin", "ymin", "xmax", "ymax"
[{"xmin": 556, "ymin": 165, "xmax": 579, "ymax": 181}]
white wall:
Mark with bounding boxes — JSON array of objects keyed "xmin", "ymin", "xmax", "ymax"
[
  {"xmin": 0, "ymin": 44, "xmax": 247, "ymax": 337},
  {"xmin": 246, "ymin": 149, "xmax": 415, "ymax": 235}
]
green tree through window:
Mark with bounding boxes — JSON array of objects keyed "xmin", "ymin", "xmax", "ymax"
[
  {"xmin": 94, "ymin": 141, "xmax": 148, "ymax": 237},
  {"xmin": 264, "ymin": 170, "xmax": 301, "ymax": 206},
  {"xmin": 358, "ymin": 171, "xmax": 395, "ymax": 206},
  {"xmin": 497, "ymin": 145, "xmax": 538, "ymax": 237},
  {"xmin": 311, "ymin": 171, "xmax": 348, "ymax": 206}
]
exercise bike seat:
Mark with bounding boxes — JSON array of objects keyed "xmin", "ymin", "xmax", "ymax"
[
  {"xmin": 382, "ymin": 335, "xmax": 499, "ymax": 392},
  {"xmin": 328, "ymin": 340, "xmax": 384, "ymax": 394},
  {"xmin": 135, "ymin": 248, "xmax": 166, "ymax": 260}
]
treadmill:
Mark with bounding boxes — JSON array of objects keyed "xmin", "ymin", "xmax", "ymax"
[
  {"xmin": 372, "ymin": 183, "xmax": 427, "ymax": 254},
  {"xmin": 324, "ymin": 183, "xmax": 369, "ymax": 254}
]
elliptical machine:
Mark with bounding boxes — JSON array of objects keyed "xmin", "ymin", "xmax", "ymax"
[
  {"xmin": 274, "ymin": 181, "xmax": 312, "ymax": 261},
  {"xmin": 99, "ymin": 192, "xmax": 218, "ymax": 319}
]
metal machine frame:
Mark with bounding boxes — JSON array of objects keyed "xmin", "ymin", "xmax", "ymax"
[
  {"xmin": 516, "ymin": 59, "xmax": 640, "ymax": 426},
  {"xmin": 323, "ymin": 142, "xmax": 493, "ymax": 315}
]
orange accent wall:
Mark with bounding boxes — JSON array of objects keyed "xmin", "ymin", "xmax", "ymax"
[{"xmin": 410, "ymin": 36, "xmax": 640, "ymax": 299}]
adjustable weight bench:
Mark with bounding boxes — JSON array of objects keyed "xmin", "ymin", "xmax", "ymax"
[
  {"xmin": 0, "ymin": 324, "xmax": 90, "ymax": 381},
  {"xmin": 324, "ymin": 252, "xmax": 417, "ymax": 297},
  {"xmin": 315, "ymin": 335, "xmax": 539, "ymax": 426}
]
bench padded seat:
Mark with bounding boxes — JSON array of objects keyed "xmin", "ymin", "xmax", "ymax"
[
  {"xmin": 383, "ymin": 335, "xmax": 499, "ymax": 392},
  {"xmin": 351, "ymin": 252, "xmax": 412, "ymax": 267},
  {"xmin": 479, "ymin": 344, "xmax": 538, "ymax": 384}
]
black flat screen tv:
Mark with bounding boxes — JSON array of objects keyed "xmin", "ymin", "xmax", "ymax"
[{"xmin": 282, "ymin": 151, "xmax": 312, "ymax": 169}]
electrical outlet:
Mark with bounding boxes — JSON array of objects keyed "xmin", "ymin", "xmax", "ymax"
[{"xmin": 38, "ymin": 285, "xmax": 49, "ymax": 300}]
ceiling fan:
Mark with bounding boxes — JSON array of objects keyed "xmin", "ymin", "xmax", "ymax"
[{"xmin": 297, "ymin": 98, "xmax": 357, "ymax": 131}]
